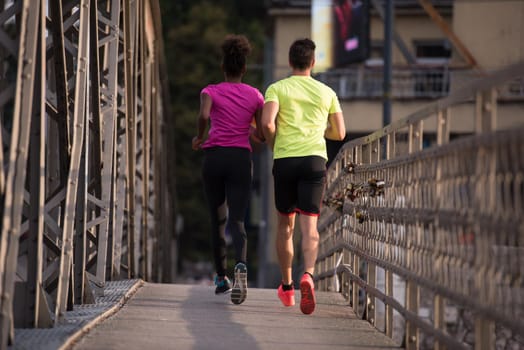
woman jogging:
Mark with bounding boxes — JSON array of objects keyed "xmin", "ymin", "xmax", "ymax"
[{"xmin": 192, "ymin": 34, "xmax": 264, "ymax": 305}]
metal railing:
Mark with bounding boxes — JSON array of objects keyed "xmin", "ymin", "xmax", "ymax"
[
  {"xmin": 315, "ymin": 66, "xmax": 524, "ymax": 100},
  {"xmin": 316, "ymin": 61, "xmax": 524, "ymax": 350},
  {"xmin": 0, "ymin": 1, "xmax": 175, "ymax": 348}
]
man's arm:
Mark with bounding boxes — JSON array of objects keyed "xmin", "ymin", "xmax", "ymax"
[
  {"xmin": 261, "ymin": 101, "xmax": 279, "ymax": 150},
  {"xmin": 324, "ymin": 111, "xmax": 346, "ymax": 141}
]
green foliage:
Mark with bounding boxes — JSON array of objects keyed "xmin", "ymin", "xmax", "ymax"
[{"xmin": 158, "ymin": 0, "xmax": 267, "ymax": 271}]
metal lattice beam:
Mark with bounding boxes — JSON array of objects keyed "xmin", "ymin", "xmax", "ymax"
[{"xmin": 0, "ymin": 0, "xmax": 175, "ymax": 348}]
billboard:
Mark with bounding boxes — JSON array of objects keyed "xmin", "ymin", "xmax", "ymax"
[
  {"xmin": 312, "ymin": 0, "xmax": 334, "ymax": 72},
  {"xmin": 312, "ymin": 0, "xmax": 370, "ymax": 70}
]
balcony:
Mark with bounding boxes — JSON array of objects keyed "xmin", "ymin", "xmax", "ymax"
[{"xmin": 315, "ymin": 66, "xmax": 524, "ymax": 100}]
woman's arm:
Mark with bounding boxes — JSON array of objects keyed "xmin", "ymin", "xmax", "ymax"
[
  {"xmin": 250, "ymin": 107, "xmax": 265, "ymax": 143},
  {"xmin": 192, "ymin": 92, "xmax": 212, "ymax": 150}
]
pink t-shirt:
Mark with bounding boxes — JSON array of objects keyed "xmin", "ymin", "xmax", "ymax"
[{"xmin": 201, "ymin": 82, "xmax": 264, "ymax": 151}]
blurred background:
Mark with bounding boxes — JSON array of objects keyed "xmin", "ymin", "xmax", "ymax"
[
  {"xmin": 159, "ymin": 0, "xmax": 524, "ymax": 288},
  {"xmin": 157, "ymin": 0, "xmax": 267, "ymax": 286}
]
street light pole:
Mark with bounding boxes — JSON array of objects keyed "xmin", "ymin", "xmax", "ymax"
[{"xmin": 383, "ymin": 0, "xmax": 393, "ymax": 127}]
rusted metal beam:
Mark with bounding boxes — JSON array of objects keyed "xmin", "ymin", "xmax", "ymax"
[
  {"xmin": 55, "ymin": 0, "xmax": 90, "ymax": 323},
  {"xmin": 417, "ymin": 0, "xmax": 483, "ymax": 73},
  {"xmin": 123, "ymin": 0, "xmax": 137, "ymax": 278},
  {"xmin": 0, "ymin": 0, "xmax": 41, "ymax": 345}
]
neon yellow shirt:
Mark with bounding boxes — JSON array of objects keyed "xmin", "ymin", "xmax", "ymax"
[{"xmin": 265, "ymin": 75, "xmax": 342, "ymax": 160}]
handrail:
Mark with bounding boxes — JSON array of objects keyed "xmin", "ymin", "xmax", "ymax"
[
  {"xmin": 316, "ymin": 60, "xmax": 524, "ymax": 350},
  {"xmin": 315, "ymin": 64, "xmax": 524, "ymax": 101}
]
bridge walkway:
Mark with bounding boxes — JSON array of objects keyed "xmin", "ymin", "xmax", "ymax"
[{"xmin": 70, "ymin": 283, "xmax": 398, "ymax": 350}]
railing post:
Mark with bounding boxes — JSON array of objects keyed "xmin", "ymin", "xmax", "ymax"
[
  {"xmin": 352, "ymin": 252, "xmax": 361, "ymax": 316},
  {"xmin": 475, "ymin": 318, "xmax": 495, "ymax": 350},
  {"xmin": 434, "ymin": 295, "xmax": 446, "ymax": 350},
  {"xmin": 406, "ymin": 119, "xmax": 423, "ymax": 349},
  {"xmin": 434, "ymin": 109, "xmax": 449, "ymax": 350},
  {"xmin": 342, "ymin": 245, "xmax": 351, "ymax": 301},
  {"xmin": 405, "ymin": 280, "xmax": 420, "ymax": 350},
  {"xmin": 472, "ymin": 88, "xmax": 497, "ymax": 349},
  {"xmin": 475, "ymin": 88, "xmax": 497, "ymax": 134},
  {"xmin": 437, "ymin": 109, "xmax": 450, "ymax": 145},
  {"xmin": 384, "ymin": 133, "xmax": 394, "ymax": 338},
  {"xmin": 409, "ymin": 121, "xmax": 423, "ymax": 154},
  {"xmin": 366, "ymin": 139, "xmax": 381, "ymax": 326}
]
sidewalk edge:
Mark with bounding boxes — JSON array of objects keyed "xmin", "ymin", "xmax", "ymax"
[{"xmin": 58, "ymin": 279, "xmax": 145, "ymax": 350}]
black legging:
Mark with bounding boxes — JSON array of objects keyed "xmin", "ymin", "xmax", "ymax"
[{"xmin": 202, "ymin": 147, "xmax": 251, "ymax": 276}]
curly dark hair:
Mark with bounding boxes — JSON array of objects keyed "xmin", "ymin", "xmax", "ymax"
[
  {"xmin": 289, "ymin": 38, "xmax": 316, "ymax": 70},
  {"xmin": 221, "ymin": 34, "xmax": 252, "ymax": 78}
]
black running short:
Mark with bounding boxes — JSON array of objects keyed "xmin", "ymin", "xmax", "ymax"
[{"xmin": 272, "ymin": 156, "xmax": 327, "ymax": 216}]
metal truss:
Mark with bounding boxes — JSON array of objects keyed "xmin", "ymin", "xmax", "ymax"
[{"xmin": 0, "ymin": 0, "xmax": 175, "ymax": 347}]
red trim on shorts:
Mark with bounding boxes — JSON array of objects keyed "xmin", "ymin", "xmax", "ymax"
[
  {"xmin": 296, "ymin": 208, "xmax": 320, "ymax": 217},
  {"xmin": 277, "ymin": 210, "xmax": 296, "ymax": 217}
]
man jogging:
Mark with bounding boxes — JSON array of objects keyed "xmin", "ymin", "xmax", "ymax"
[{"xmin": 261, "ymin": 38, "xmax": 346, "ymax": 315}]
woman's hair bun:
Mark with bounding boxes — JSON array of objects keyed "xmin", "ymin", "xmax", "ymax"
[{"xmin": 221, "ymin": 34, "xmax": 251, "ymax": 77}]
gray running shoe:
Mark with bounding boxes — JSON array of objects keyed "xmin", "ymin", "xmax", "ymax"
[{"xmin": 231, "ymin": 263, "xmax": 248, "ymax": 304}]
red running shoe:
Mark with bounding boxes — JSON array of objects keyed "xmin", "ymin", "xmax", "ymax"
[
  {"xmin": 277, "ymin": 283, "xmax": 295, "ymax": 307},
  {"xmin": 300, "ymin": 273, "xmax": 316, "ymax": 315}
]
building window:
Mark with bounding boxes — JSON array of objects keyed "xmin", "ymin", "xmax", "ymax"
[
  {"xmin": 413, "ymin": 39, "xmax": 451, "ymax": 64},
  {"xmin": 412, "ymin": 39, "xmax": 451, "ymax": 97},
  {"xmin": 365, "ymin": 40, "xmax": 384, "ymax": 66}
]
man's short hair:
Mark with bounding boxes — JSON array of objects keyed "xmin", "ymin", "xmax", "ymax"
[{"xmin": 289, "ymin": 38, "xmax": 316, "ymax": 70}]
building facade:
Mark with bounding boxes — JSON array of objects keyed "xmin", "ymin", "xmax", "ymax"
[{"xmin": 266, "ymin": 0, "xmax": 523, "ymax": 136}]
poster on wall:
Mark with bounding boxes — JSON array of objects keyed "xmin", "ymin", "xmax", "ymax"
[
  {"xmin": 312, "ymin": 0, "xmax": 370, "ymax": 70},
  {"xmin": 333, "ymin": 0, "xmax": 370, "ymax": 66},
  {"xmin": 312, "ymin": 0, "xmax": 334, "ymax": 72}
]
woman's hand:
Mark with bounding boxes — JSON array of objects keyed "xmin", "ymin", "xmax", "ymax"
[
  {"xmin": 249, "ymin": 125, "xmax": 265, "ymax": 144},
  {"xmin": 192, "ymin": 136, "xmax": 203, "ymax": 150}
]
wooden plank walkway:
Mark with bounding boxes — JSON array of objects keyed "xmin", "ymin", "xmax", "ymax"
[{"xmin": 71, "ymin": 283, "xmax": 399, "ymax": 350}]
